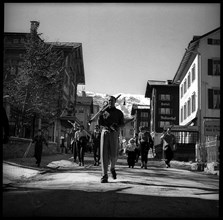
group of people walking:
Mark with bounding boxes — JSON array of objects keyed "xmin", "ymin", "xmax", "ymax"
[
  {"xmin": 124, "ymin": 126, "xmax": 176, "ymax": 170},
  {"xmin": 125, "ymin": 126, "xmax": 154, "ymax": 169},
  {"xmin": 30, "ymin": 95, "xmax": 176, "ymax": 184}
]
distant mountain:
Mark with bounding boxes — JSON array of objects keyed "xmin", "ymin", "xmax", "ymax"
[{"xmin": 77, "ymin": 91, "xmax": 150, "ymax": 118}]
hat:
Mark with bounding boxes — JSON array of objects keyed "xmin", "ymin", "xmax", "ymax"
[{"xmin": 108, "ymin": 96, "xmax": 116, "ymax": 101}]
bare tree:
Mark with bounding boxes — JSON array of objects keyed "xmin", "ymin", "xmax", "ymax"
[{"xmin": 4, "ymin": 22, "xmax": 65, "ymax": 137}]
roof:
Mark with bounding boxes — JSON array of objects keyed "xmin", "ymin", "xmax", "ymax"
[
  {"xmin": 147, "ymin": 80, "xmax": 167, "ymax": 85},
  {"xmin": 173, "ymin": 27, "xmax": 220, "ymax": 83},
  {"xmin": 4, "ymin": 32, "xmax": 29, "ymax": 36},
  {"xmin": 132, "ymin": 104, "xmax": 150, "ymax": 109},
  {"xmin": 145, "ymin": 80, "xmax": 178, "ymax": 98},
  {"xmin": 4, "ymin": 31, "xmax": 85, "ymax": 84},
  {"xmin": 4, "ymin": 32, "xmax": 82, "ymax": 50},
  {"xmin": 131, "ymin": 104, "xmax": 150, "ymax": 115},
  {"xmin": 76, "ymin": 96, "xmax": 93, "ymax": 105},
  {"xmin": 46, "ymin": 42, "xmax": 81, "ymax": 50}
]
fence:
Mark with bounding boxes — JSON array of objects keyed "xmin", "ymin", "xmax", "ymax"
[
  {"xmin": 205, "ymin": 136, "xmax": 219, "ymax": 163},
  {"xmin": 195, "ymin": 136, "xmax": 219, "ymax": 163}
]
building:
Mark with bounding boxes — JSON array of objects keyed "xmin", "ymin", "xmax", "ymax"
[
  {"xmin": 172, "ymin": 27, "xmax": 220, "ymax": 163},
  {"xmin": 145, "ymin": 80, "xmax": 179, "ymax": 138},
  {"xmin": 3, "ymin": 32, "xmax": 28, "ymax": 137},
  {"xmin": 4, "ymin": 21, "xmax": 86, "ymax": 148},
  {"xmin": 75, "ymin": 91, "xmax": 93, "ymax": 131},
  {"xmin": 121, "ymin": 117, "xmax": 135, "ymax": 142},
  {"xmin": 88, "ymin": 104, "xmax": 100, "ymax": 133},
  {"xmin": 145, "ymin": 80, "xmax": 182, "ymax": 159},
  {"xmin": 130, "ymin": 104, "xmax": 150, "ymax": 135}
]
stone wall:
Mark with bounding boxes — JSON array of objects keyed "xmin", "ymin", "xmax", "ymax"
[{"xmin": 3, "ymin": 136, "xmax": 60, "ymax": 159}]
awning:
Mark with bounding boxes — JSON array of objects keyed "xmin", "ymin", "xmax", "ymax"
[{"xmin": 164, "ymin": 125, "xmax": 199, "ymax": 144}]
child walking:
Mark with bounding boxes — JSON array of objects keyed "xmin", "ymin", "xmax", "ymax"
[{"xmin": 126, "ymin": 138, "xmax": 137, "ymax": 168}]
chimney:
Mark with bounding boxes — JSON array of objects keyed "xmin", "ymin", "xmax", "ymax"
[{"xmin": 30, "ymin": 21, "xmax": 40, "ymax": 34}]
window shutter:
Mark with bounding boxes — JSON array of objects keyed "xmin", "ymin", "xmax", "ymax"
[
  {"xmin": 208, "ymin": 59, "xmax": 213, "ymax": 75},
  {"xmin": 208, "ymin": 89, "xmax": 213, "ymax": 109}
]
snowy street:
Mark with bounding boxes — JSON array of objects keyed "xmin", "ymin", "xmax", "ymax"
[{"xmin": 3, "ymin": 155, "xmax": 219, "ymax": 217}]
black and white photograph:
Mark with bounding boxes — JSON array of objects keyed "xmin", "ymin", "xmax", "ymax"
[{"xmin": 3, "ymin": 2, "xmax": 220, "ymax": 218}]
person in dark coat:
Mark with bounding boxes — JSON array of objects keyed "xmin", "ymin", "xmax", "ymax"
[
  {"xmin": 32, "ymin": 129, "xmax": 48, "ymax": 167},
  {"xmin": 74, "ymin": 125, "xmax": 88, "ymax": 166},
  {"xmin": 138, "ymin": 126, "xmax": 154, "ymax": 169},
  {"xmin": 134, "ymin": 133, "xmax": 140, "ymax": 163},
  {"xmin": 91, "ymin": 124, "xmax": 101, "ymax": 166},
  {"xmin": 60, "ymin": 135, "xmax": 65, "ymax": 153},
  {"xmin": 68, "ymin": 120, "xmax": 79, "ymax": 162},
  {"xmin": 98, "ymin": 95, "xmax": 124, "ymax": 183},
  {"xmin": 160, "ymin": 127, "xmax": 176, "ymax": 168}
]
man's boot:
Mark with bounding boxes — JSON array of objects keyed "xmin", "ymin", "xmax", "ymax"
[{"xmin": 101, "ymin": 174, "xmax": 108, "ymax": 183}]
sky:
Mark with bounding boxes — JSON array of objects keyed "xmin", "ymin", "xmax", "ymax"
[{"xmin": 4, "ymin": 3, "xmax": 220, "ymax": 96}]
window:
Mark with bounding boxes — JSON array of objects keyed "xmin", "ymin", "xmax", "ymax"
[
  {"xmin": 184, "ymin": 80, "xmax": 187, "ymax": 94},
  {"xmin": 159, "ymin": 121, "xmax": 171, "ymax": 128},
  {"xmin": 208, "ymin": 59, "xmax": 220, "ymax": 75},
  {"xmin": 13, "ymin": 39, "xmax": 19, "ymax": 44},
  {"xmin": 159, "ymin": 108, "xmax": 171, "ymax": 115},
  {"xmin": 141, "ymin": 112, "xmax": 148, "ymax": 117},
  {"xmin": 187, "ymin": 98, "xmax": 191, "ymax": 116},
  {"xmin": 207, "ymin": 38, "xmax": 220, "ymax": 45},
  {"xmin": 20, "ymin": 38, "xmax": 25, "ymax": 43},
  {"xmin": 208, "ymin": 89, "xmax": 220, "ymax": 109},
  {"xmin": 184, "ymin": 104, "xmax": 186, "ymax": 120},
  {"xmin": 140, "ymin": 122, "xmax": 148, "ymax": 127},
  {"xmin": 10, "ymin": 66, "xmax": 16, "ymax": 75},
  {"xmin": 187, "ymin": 72, "xmax": 191, "ymax": 88},
  {"xmin": 79, "ymin": 108, "xmax": 84, "ymax": 113},
  {"xmin": 180, "ymin": 85, "xmax": 183, "ymax": 98},
  {"xmin": 181, "ymin": 107, "xmax": 183, "ymax": 122},
  {"xmin": 192, "ymin": 65, "xmax": 195, "ymax": 82},
  {"xmin": 192, "ymin": 93, "xmax": 196, "ymax": 112},
  {"xmin": 159, "ymin": 94, "xmax": 171, "ymax": 101}
]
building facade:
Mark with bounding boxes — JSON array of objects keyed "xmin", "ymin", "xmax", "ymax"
[
  {"xmin": 143, "ymin": 80, "xmax": 197, "ymax": 160},
  {"xmin": 4, "ymin": 21, "xmax": 86, "ymax": 148},
  {"xmin": 75, "ymin": 91, "xmax": 93, "ymax": 131},
  {"xmin": 131, "ymin": 104, "xmax": 151, "ymax": 135},
  {"xmin": 121, "ymin": 118, "xmax": 135, "ymax": 142},
  {"xmin": 145, "ymin": 80, "xmax": 179, "ymax": 144},
  {"xmin": 173, "ymin": 27, "xmax": 220, "ymax": 163}
]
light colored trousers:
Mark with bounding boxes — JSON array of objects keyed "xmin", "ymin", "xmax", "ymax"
[{"xmin": 100, "ymin": 128, "xmax": 119, "ymax": 176}]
